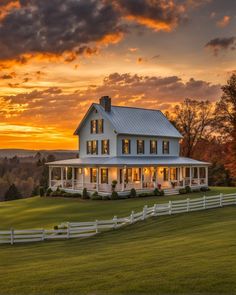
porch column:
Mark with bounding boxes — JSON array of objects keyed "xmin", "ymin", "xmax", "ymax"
[
  {"xmin": 205, "ymin": 166, "xmax": 208, "ymax": 186},
  {"xmin": 197, "ymin": 167, "xmax": 200, "ymax": 186},
  {"xmin": 183, "ymin": 167, "xmax": 186, "ymax": 187},
  {"xmin": 141, "ymin": 167, "xmax": 143, "ymax": 189},
  {"xmin": 96, "ymin": 167, "xmax": 99, "ymax": 191},
  {"xmin": 72, "ymin": 167, "xmax": 75, "ymax": 190},
  {"xmin": 177, "ymin": 167, "xmax": 180, "ymax": 186},
  {"xmin": 61, "ymin": 167, "xmax": 64, "ymax": 188},
  {"xmin": 65, "ymin": 167, "xmax": 68, "ymax": 181},
  {"xmin": 122, "ymin": 166, "xmax": 126, "ymax": 191},
  {"xmin": 154, "ymin": 167, "xmax": 157, "ymax": 188},
  {"xmin": 189, "ymin": 166, "xmax": 192, "ymax": 187},
  {"xmin": 49, "ymin": 166, "xmax": 52, "ymax": 187},
  {"xmin": 168, "ymin": 167, "xmax": 170, "ymax": 183},
  {"xmin": 82, "ymin": 167, "xmax": 85, "ymax": 189}
]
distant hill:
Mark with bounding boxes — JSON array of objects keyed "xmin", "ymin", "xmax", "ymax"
[{"xmin": 0, "ymin": 149, "xmax": 78, "ymax": 159}]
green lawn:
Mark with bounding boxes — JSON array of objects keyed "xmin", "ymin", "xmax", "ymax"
[
  {"xmin": 0, "ymin": 206, "xmax": 236, "ymax": 294},
  {"xmin": 0, "ymin": 186, "xmax": 236, "ymax": 230}
]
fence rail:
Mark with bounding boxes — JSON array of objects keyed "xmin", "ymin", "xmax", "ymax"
[{"xmin": 1, "ymin": 193, "xmax": 235, "ymax": 245}]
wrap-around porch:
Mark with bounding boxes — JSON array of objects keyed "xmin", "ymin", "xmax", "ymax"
[{"xmin": 49, "ymin": 165, "xmax": 208, "ymax": 194}]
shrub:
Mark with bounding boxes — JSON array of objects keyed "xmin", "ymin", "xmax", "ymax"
[
  {"xmin": 179, "ymin": 188, "xmax": 187, "ymax": 194},
  {"xmin": 39, "ymin": 186, "xmax": 45, "ymax": 197},
  {"xmin": 102, "ymin": 195, "xmax": 111, "ymax": 200},
  {"xmin": 130, "ymin": 188, "xmax": 137, "ymax": 198},
  {"xmin": 200, "ymin": 186, "xmax": 210, "ymax": 192},
  {"xmin": 110, "ymin": 191, "xmax": 119, "ymax": 200},
  {"xmin": 118, "ymin": 194, "xmax": 129, "ymax": 199},
  {"xmin": 46, "ymin": 188, "xmax": 52, "ymax": 196},
  {"xmin": 72, "ymin": 193, "xmax": 82, "ymax": 198},
  {"xmin": 82, "ymin": 188, "xmax": 89, "ymax": 199},
  {"xmin": 111, "ymin": 180, "xmax": 118, "ymax": 191},
  {"xmin": 90, "ymin": 191, "xmax": 102, "ymax": 200},
  {"xmin": 192, "ymin": 187, "xmax": 200, "ymax": 192},
  {"xmin": 63, "ymin": 192, "xmax": 73, "ymax": 198},
  {"xmin": 153, "ymin": 188, "xmax": 164, "ymax": 196},
  {"xmin": 185, "ymin": 186, "xmax": 192, "ymax": 193},
  {"xmin": 138, "ymin": 192, "xmax": 152, "ymax": 197},
  {"xmin": 160, "ymin": 190, "xmax": 165, "ymax": 196}
]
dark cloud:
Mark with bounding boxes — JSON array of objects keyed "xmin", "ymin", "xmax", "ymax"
[
  {"xmin": 0, "ymin": 0, "xmax": 123, "ymax": 61},
  {"xmin": 205, "ymin": 37, "xmax": 236, "ymax": 56}
]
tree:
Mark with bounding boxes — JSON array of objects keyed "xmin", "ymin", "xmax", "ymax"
[
  {"xmin": 172, "ymin": 98, "xmax": 214, "ymax": 157},
  {"xmin": 4, "ymin": 184, "xmax": 22, "ymax": 201},
  {"xmin": 215, "ymin": 74, "xmax": 236, "ymax": 177}
]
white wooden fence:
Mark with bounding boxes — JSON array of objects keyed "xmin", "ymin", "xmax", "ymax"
[{"xmin": 1, "ymin": 193, "xmax": 235, "ymax": 245}]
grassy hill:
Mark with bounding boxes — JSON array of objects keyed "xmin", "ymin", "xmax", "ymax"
[
  {"xmin": 0, "ymin": 205, "xmax": 236, "ymax": 294},
  {"xmin": 0, "ymin": 186, "xmax": 236, "ymax": 229}
]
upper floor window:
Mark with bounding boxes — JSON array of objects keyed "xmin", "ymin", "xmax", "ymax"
[
  {"xmin": 162, "ymin": 140, "xmax": 170, "ymax": 154},
  {"xmin": 87, "ymin": 140, "xmax": 98, "ymax": 155},
  {"xmin": 101, "ymin": 140, "xmax": 109, "ymax": 155},
  {"xmin": 90, "ymin": 120, "xmax": 97, "ymax": 134},
  {"xmin": 150, "ymin": 140, "xmax": 157, "ymax": 154},
  {"xmin": 137, "ymin": 140, "xmax": 144, "ymax": 154},
  {"xmin": 90, "ymin": 119, "xmax": 103, "ymax": 134},
  {"xmin": 122, "ymin": 139, "xmax": 130, "ymax": 154}
]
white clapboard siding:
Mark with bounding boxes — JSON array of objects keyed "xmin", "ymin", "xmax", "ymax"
[{"xmin": 0, "ymin": 193, "xmax": 235, "ymax": 245}]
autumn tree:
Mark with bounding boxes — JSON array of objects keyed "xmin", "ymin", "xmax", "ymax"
[{"xmin": 172, "ymin": 98, "xmax": 214, "ymax": 157}]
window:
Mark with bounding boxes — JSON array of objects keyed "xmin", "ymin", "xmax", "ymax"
[
  {"xmin": 90, "ymin": 168, "xmax": 97, "ymax": 183},
  {"xmin": 133, "ymin": 168, "xmax": 141, "ymax": 182},
  {"xmin": 162, "ymin": 140, "xmax": 169, "ymax": 154},
  {"xmin": 170, "ymin": 168, "xmax": 178, "ymax": 181},
  {"xmin": 193, "ymin": 167, "xmax": 198, "ymax": 178},
  {"xmin": 87, "ymin": 141, "xmax": 92, "ymax": 154},
  {"xmin": 185, "ymin": 167, "xmax": 190, "ymax": 178},
  {"xmin": 119, "ymin": 169, "xmax": 123, "ymax": 184},
  {"xmin": 90, "ymin": 119, "xmax": 104, "ymax": 134},
  {"xmin": 90, "ymin": 120, "xmax": 97, "ymax": 134},
  {"xmin": 101, "ymin": 140, "xmax": 109, "ymax": 155},
  {"xmin": 163, "ymin": 168, "xmax": 169, "ymax": 181},
  {"xmin": 150, "ymin": 140, "xmax": 157, "ymax": 154},
  {"xmin": 122, "ymin": 139, "xmax": 130, "ymax": 154},
  {"xmin": 97, "ymin": 119, "xmax": 103, "ymax": 133},
  {"xmin": 200, "ymin": 167, "xmax": 206, "ymax": 178},
  {"xmin": 137, "ymin": 140, "xmax": 144, "ymax": 154},
  {"xmin": 87, "ymin": 140, "xmax": 98, "ymax": 155},
  {"xmin": 125, "ymin": 168, "xmax": 132, "ymax": 183},
  {"xmin": 101, "ymin": 168, "xmax": 108, "ymax": 184}
]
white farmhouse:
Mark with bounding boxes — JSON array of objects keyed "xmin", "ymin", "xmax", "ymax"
[{"xmin": 48, "ymin": 96, "xmax": 210, "ymax": 195}]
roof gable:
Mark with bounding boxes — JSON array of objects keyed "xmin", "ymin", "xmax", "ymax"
[{"xmin": 74, "ymin": 103, "xmax": 182, "ymax": 138}]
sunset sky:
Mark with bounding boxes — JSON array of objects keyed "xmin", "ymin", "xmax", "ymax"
[{"xmin": 0, "ymin": 0, "xmax": 235, "ymax": 149}]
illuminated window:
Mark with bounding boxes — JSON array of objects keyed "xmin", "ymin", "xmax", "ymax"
[
  {"xmin": 90, "ymin": 119, "xmax": 103, "ymax": 134},
  {"xmin": 101, "ymin": 140, "xmax": 109, "ymax": 155},
  {"xmin": 87, "ymin": 141, "xmax": 92, "ymax": 154},
  {"xmin": 125, "ymin": 168, "xmax": 132, "ymax": 183},
  {"xmin": 90, "ymin": 168, "xmax": 97, "ymax": 183},
  {"xmin": 162, "ymin": 140, "xmax": 169, "ymax": 154},
  {"xmin": 133, "ymin": 168, "xmax": 141, "ymax": 181},
  {"xmin": 163, "ymin": 168, "xmax": 169, "ymax": 181},
  {"xmin": 170, "ymin": 168, "xmax": 177, "ymax": 181},
  {"xmin": 137, "ymin": 140, "xmax": 144, "ymax": 154},
  {"xmin": 101, "ymin": 168, "xmax": 108, "ymax": 184},
  {"xmin": 122, "ymin": 139, "xmax": 130, "ymax": 154},
  {"xmin": 87, "ymin": 141, "xmax": 98, "ymax": 154},
  {"xmin": 90, "ymin": 120, "xmax": 97, "ymax": 134},
  {"xmin": 97, "ymin": 119, "xmax": 103, "ymax": 133},
  {"xmin": 150, "ymin": 140, "xmax": 157, "ymax": 154}
]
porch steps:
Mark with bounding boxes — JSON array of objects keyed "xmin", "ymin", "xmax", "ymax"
[{"xmin": 164, "ymin": 188, "xmax": 179, "ymax": 196}]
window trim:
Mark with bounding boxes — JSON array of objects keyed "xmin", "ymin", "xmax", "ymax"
[{"xmin": 101, "ymin": 139, "xmax": 109, "ymax": 155}]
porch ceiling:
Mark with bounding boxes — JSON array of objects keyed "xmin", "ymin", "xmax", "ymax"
[{"xmin": 47, "ymin": 156, "xmax": 210, "ymax": 167}]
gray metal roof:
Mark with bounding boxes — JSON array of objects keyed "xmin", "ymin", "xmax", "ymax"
[
  {"xmin": 47, "ymin": 156, "xmax": 210, "ymax": 167},
  {"xmin": 74, "ymin": 103, "xmax": 182, "ymax": 138}
]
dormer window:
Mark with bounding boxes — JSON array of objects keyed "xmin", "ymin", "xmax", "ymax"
[
  {"xmin": 101, "ymin": 140, "xmax": 109, "ymax": 155},
  {"xmin": 162, "ymin": 140, "xmax": 170, "ymax": 154},
  {"xmin": 150, "ymin": 140, "xmax": 157, "ymax": 154},
  {"xmin": 137, "ymin": 140, "xmax": 144, "ymax": 154},
  {"xmin": 122, "ymin": 139, "xmax": 130, "ymax": 154},
  {"xmin": 97, "ymin": 119, "xmax": 103, "ymax": 133}
]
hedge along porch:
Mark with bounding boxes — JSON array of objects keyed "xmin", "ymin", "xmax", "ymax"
[{"xmin": 48, "ymin": 158, "xmax": 209, "ymax": 195}]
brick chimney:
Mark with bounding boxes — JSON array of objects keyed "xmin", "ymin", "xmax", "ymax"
[{"xmin": 99, "ymin": 96, "xmax": 111, "ymax": 112}]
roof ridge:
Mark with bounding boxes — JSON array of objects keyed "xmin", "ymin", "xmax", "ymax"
[{"xmin": 94, "ymin": 103, "xmax": 162, "ymax": 112}]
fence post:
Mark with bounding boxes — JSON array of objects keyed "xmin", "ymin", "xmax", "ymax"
[
  {"xmin": 169, "ymin": 201, "xmax": 172, "ymax": 215},
  {"xmin": 187, "ymin": 198, "xmax": 190, "ymax": 212},
  {"xmin": 113, "ymin": 216, "xmax": 117, "ymax": 229},
  {"xmin": 220, "ymin": 193, "xmax": 223, "ymax": 207},
  {"xmin": 142, "ymin": 205, "xmax": 147, "ymax": 220},
  {"xmin": 130, "ymin": 211, "xmax": 134, "ymax": 224},
  {"xmin": 153, "ymin": 204, "xmax": 157, "ymax": 216},
  {"xmin": 203, "ymin": 195, "xmax": 206, "ymax": 209},
  {"xmin": 95, "ymin": 220, "xmax": 98, "ymax": 233},
  {"xmin": 10, "ymin": 228, "xmax": 14, "ymax": 245},
  {"xmin": 67, "ymin": 222, "xmax": 70, "ymax": 239},
  {"xmin": 42, "ymin": 229, "xmax": 45, "ymax": 241}
]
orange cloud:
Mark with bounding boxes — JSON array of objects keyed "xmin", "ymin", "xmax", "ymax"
[
  {"xmin": 217, "ymin": 16, "xmax": 230, "ymax": 27},
  {"xmin": 97, "ymin": 32, "xmax": 124, "ymax": 46},
  {"xmin": 0, "ymin": 0, "xmax": 20, "ymax": 21}
]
